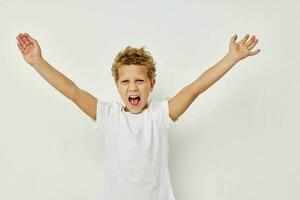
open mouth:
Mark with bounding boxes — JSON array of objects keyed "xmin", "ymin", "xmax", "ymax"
[{"xmin": 128, "ymin": 95, "xmax": 140, "ymax": 106}]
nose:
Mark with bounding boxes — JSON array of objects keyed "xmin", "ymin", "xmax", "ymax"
[{"xmin": 128, "ymin": 82, "xmax": 138, "ymax": 91}]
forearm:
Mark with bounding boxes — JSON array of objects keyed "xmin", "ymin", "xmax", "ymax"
[
  {"xmin": 190, "ymin": 53, "xmax": 239, "ymax": 96},
  {"xmin": 31, "ymin": 59, "xmax": 79, "ymax": 100}
]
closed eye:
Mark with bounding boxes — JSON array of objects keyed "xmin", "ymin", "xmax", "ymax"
[{"xmin": 121, "ymin": 80, "xmax": 144, "ymax": 83}]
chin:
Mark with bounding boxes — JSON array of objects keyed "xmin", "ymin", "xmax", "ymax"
[{"xmin": 127, "ymin": 103, "xmax": 144, "ymax": 113}]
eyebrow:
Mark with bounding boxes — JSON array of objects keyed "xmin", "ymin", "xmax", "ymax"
[{"xmin": 121, "ymin": 79, "xmax": 144, "ymax": 81}]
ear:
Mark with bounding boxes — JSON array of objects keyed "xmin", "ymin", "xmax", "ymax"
[
  {"xmin": 150, "ymin": 79, "xmax": 156, "ymax": 92},
  {"xmin": 115, "ymin": 81, "xmax": 120, "ymax": 92}
]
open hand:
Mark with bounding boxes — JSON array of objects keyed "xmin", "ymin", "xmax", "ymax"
[
  {"xmin": 16, "ymin": 33, "xmax": 43, "ymax": 66},
  {"xmin": 228, "ymin": 34, "xmax": 261, "ymax": 62}
]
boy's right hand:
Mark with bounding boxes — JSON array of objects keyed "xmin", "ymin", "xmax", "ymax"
[{"xmin": 16, "ymin": 33, "xmax": 43, "ymax": 66}]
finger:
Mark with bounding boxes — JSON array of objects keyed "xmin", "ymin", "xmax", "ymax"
[
  {"xmin": 249, "ymin": 49, "xmax": 261, "ymax": 56},
  {"xmin": 248, "ymin": 38, "xmax": 259, "ymax": 50},
  {"xmin": 19, "ymin": 33, "xmax": 30, "ymax": 46},
  {"xmin": 229, "ymin": 34, "xmax": 237, "ymax": 46},
  {"xmin": 24, "ymin": 44, "xmax": 33, "ymax": 55},
  {"xmin": 239, "ymin": 34, "xmax": 250, "ymax": 45},
  {"xmin": 230, "ymin": 34, "xmax": 237, "ymax": 45},
  {"xmin": 17, "ymin": 34, "xmax": 24, "ymax": 46},
  {"xmin": 18, "ymin": 34, "xmax": 28, "ymax": 49},
  {"xmin": 19, "ymin": 33, "xmax": 27, "ymax": 44},
  {"xmin": 21, "ymin": 32, "xmax": 31, "ymax": 45},
  {"xmin": 24, "ymin": 33, "xmax": 35, "ymax": 44},
  {"xmin": 245, "ymin": 35, "xmax": 255, "ymax": 47},
  {"xmin": 17, "ymin": 37, "xmax": 24, "ymax": 48},
  {"xmin": 17, "ymin": 41, "xmax": 25, "ymax": 53}
]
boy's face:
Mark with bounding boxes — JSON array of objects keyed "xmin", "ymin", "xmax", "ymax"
[{"xmin": 116, "ymin": 64, "xmax": 155, "ymax": 114}]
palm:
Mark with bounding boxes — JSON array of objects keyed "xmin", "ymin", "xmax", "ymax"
[
  {"xmin": 17, "ymin": 33, "xmax": 42, "ymax": 66},
  {"xmin": 228, "ymin": 34, "xmax": 260, "ymax": 62}
]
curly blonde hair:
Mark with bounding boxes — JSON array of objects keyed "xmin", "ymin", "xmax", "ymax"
[{"xmin": 111, "ymin": 46, "xmax": 156, "ymax": 84}]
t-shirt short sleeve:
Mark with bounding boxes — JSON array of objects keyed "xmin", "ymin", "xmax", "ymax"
[
  {"xmin": 161, "ymin": 97, "xmax": 179, "ymax": 128},
  {"xmin": 93, "ymin": 99, "xmax": 114, "ymax": 130}
]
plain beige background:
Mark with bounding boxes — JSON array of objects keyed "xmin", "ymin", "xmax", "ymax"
[{"xmin": 0, "ymin": 0, "xmax": 299, "ymax": 199}]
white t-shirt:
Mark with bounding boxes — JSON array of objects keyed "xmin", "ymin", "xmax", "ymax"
[{"xmin": 93, "ymin": 98, "xmax": 179, "ymax": 200}]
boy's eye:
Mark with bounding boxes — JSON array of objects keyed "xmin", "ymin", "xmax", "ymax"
[
  {"xmin": 121, "ymin": 79, "xmax": 144, "ymax": 83},
  {"xmin": 122, "ymin": 80, "xmax": 144, "ymax": 83}
]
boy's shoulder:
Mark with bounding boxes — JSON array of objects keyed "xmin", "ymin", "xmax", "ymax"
[
  {"xmin": 149, "ymin": 98, "xmax": 171, "ymax": 114},
  {"xmin": 149, "ymin": 99, "xmax": 164, "ymax": 109}
]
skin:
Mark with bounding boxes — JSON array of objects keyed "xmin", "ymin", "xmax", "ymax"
[
  {"xmin": 116, "ymin": 64, "xmax": 155, "ymax": 114},
  {"xmin": 16, "ymin": 33, "xmax": 41, "ymax": 65},
  {"xmin": 16, "ymin": 32, "xmax": 260, "ymax": 122},
  {"xmin": 167, "ymin": 34, "xmax": 260, "ymax": 121}
]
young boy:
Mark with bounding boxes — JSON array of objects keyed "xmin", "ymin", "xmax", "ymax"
[{"xmin": 16, "ymin": 33, "xmax": 260, "ymax": 200}]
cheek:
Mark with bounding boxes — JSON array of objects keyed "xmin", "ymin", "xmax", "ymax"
[
  {"xmin": 118, "ymin": 88, "xmax": 126, "ymax": 98},
  {"xmin": 140, "ymin": 87, "xmax": 151, "ymax": 97}
]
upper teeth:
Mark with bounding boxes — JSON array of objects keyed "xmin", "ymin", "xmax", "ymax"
[{"xmin": 129, "ymin": 95, "xmax": 139, "ymax": 98}]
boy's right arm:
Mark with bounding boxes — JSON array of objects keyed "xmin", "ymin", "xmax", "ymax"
[
  {"xmin": 72, "ymin": 87, "xmax": 97, "ymax": 121},
  {"xmin": 16, "ymin": 32, "xmax": 98, "ymax": 121}
]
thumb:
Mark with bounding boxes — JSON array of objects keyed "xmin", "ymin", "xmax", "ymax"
[{"xmin": 230, "ymin": 34, "xmax": 237, "ymax": 44}]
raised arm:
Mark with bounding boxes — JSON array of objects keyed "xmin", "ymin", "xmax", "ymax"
[
  {"xmin": 16, "ymin": 32, "xmax": 97, "ymax": 120},
  {"xmin": 168, "ymin": 34, "xmax": 261, "ymax": 121}
]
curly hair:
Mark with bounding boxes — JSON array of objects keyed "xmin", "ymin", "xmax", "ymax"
[{"xmin": 111, "ymin": 46, "xmax": 156, "ymax": 84}]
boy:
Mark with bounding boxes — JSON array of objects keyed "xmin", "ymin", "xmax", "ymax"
[{"xmin": 16, "ymin": 32, "xmax": 260, "ymax": 200}]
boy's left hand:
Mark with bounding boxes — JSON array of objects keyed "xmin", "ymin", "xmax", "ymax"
[{"xmin": 228, "ymin": 34, "xmax": 261, "ymax": 62}]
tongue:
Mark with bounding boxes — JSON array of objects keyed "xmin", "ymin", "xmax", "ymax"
[{"xmin": 130, "ymin": 98, "xmax": 140, "ymax": 105}]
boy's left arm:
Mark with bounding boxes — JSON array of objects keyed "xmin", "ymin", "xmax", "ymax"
[{"xmin": 168, "ymin": 34, "xmax": 261, "ymax": 121}]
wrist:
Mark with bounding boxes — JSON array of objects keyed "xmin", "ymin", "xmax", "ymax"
[
  {"xmin": 31, "ymin": 57, "xmax": 45, "ymax": 68},
  {"xmin": 225, "ymin": 52, "xmax": 240, "ymax": 66}
]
